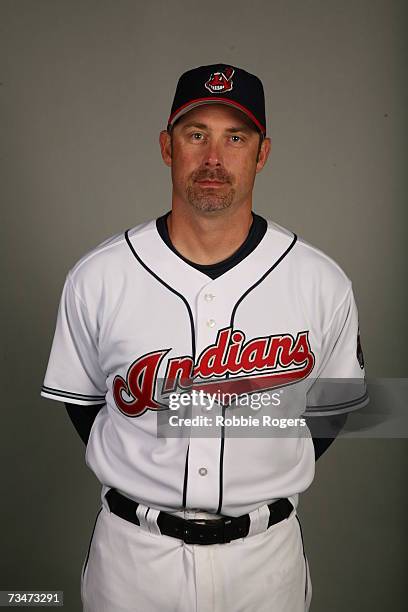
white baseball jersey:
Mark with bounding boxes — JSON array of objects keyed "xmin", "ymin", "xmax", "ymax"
[{"xmin": 41, "ymin": 217, "xmax": 367, "ymax": 517}]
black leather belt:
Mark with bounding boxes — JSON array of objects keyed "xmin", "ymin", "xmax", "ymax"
[{"xmin": 105, "ymin": 488, "xmax": 294, "ymax": 545}]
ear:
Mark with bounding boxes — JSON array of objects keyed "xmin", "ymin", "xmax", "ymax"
[
  {"xmin": 159, "ymin": 130, "xmax": 172, "ymax": 167},
  {"xmin": 255, "ymin": 137, "xmax": 271, "ymax": 173}
]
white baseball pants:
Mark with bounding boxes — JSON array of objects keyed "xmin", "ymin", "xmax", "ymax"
[{"xmin": 81, "ymin": 503, "xmax": 312, "ymax": 612}]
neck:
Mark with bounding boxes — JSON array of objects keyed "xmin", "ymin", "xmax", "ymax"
[{"xmin": 167, "ymin": 204, "xmax": 253, "ymax": 265}]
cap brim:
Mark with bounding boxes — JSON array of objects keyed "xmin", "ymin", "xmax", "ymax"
[{"xmin": 168, "ymin": 97, "xmax": 265, "ymax": 135}]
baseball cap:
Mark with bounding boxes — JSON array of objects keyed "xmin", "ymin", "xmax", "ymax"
[{"xmin": 167, "ymin": 64, "xmax": 266, "ymax": 136}]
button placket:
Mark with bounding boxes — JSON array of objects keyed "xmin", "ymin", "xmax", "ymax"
[
  {"xmin": 184, "ymin": 436, "xmax": 222, "ymax": 510},
  {"xmin": 185, "ymin": 285, "xmax": 229, "ymax": 511}
]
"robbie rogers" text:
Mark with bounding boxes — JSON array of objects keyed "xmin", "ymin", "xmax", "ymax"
[{"xmin": 168, "ymin": 415, "xmax": 306, "ymax": 428}]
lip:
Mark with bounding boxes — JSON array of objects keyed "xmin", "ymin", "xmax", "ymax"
[{"xmin": 196, "ymin": 180, "xmax": 227, "ymax": 187}]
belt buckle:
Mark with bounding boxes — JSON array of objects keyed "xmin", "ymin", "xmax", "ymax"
[{"xmin": 182, "ymin": 518, "xmax": 233, "ymax": 545}]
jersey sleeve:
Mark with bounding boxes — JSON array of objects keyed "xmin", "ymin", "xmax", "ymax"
[
  {"xmin": 304, "ymin": 285, "xmax": 368, "ymax": 417},
  {"xmin": 41, "ymin": 272, "xmax": 107, "ymax": 406}
]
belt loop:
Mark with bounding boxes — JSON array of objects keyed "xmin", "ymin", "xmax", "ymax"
[
  {"xmin": 247, "ymin": 504, "xmax": 270, "ymax": 537},
  {"xmin": 136, "ymin": 503, "xmax": 151, "ymax": 532},
  {"xmin": 145, "ymin": 507, "xmax": 161, "ymax": 535}
]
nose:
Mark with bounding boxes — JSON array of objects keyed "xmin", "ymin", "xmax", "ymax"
[{"xmin": 203, "ymin": 139, "xmax": 223, "ymax": 167}]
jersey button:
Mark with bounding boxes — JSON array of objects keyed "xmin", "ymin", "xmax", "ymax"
[
  {"xmin": 206, "ymin": 319, "xmax": 216, "ymax": 328},
  {"xmin": 198, "ymin": 467, "xmax": 208, "ymax": 476},
  {"xmin": 204, "ymin": 293, "xmax": 215, "ymax": 302}
]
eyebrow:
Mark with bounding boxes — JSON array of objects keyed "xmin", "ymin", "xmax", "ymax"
[{"xmin": 180, "ymin": 122, "xmax": 253, "ymax": 134}]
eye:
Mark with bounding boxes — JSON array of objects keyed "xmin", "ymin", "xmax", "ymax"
[
  {"xmin": 230, "ymin": 135, "xmax": 244, "ymax": 143},
  {"xmin": 190, "ymin": 132, "xmax": 205, "ymax": 141}
]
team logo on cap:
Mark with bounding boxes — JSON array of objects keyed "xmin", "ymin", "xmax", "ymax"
[{"xmin": 205, "ymin": 67, "xmax": 234, "ymax": 94}]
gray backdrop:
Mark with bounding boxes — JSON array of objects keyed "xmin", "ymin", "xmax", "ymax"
[{"xmin": 1, "ymin": 1, "xmax": 406, "ymax": 610}]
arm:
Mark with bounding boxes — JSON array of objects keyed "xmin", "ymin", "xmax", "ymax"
[
  {"xmin": 306, "ymin": 412, "xmax": 348, "ymax": 460},
  {"xmin": 65, "ymin": 402, "xmax": 105, "ymax": 445}
]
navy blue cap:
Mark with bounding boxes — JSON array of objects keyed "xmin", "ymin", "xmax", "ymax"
[{"xmin": 167, "ymin": 64, "xmax": 266, "ymax": 136}]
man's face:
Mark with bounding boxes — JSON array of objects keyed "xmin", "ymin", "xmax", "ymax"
[{"xmin": 160, "ymin": 104, "xmax": 270, "ymax": 213}]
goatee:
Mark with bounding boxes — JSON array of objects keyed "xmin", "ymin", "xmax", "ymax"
[
  {"xmin": 186, "ymin": 185, "xmax": 236, "ymax": 212},
  {"xmin": 186, "ymin": 168, "xmax": 235, "ymax": 212}
]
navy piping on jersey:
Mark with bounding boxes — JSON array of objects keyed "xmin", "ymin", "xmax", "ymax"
[
  {"xmin": 124, "ymin": 229, "xmax": 196, "ymax": 361},
  {"xmin": 125, "ymin": 228, "xmax": 197, "ymax": 509},
  {"xmin": 305, "ymin": 391, "xmax": 369, "ymax": 414},
  {"xmin": 182, "ymin": 445, "xmax": 190, "ymax": 508},
  {"xmin": 216, "ymin": 232, "xmax": 298, "ymax": 515},
  {"xmin": 41, "ymin": 385, "xmax": 105, "ymax": 402}
]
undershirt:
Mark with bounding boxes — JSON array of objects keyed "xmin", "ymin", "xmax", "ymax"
[{"xmin": 155, "ymin": 210, "xmax": 268, "ymax": 278}]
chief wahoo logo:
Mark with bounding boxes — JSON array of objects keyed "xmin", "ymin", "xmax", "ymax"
[{"xmin": 205, "ymin": 67, "xmax": 234, "ymax": 93}]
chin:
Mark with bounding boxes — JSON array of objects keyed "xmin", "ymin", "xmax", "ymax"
[
  {"xmin": 193, "ymin": 201, "xmax": 232, "ymax": 213},
  {"xmin": 186, "ymin": 187, "xmax": 235, "ymax": 212}
]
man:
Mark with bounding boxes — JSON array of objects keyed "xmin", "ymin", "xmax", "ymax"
[{"xmin": 41, "ymin": 64, "xmax": 368, "ymax": 612}]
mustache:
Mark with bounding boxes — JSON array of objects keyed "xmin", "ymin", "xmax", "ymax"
[{"xmin": 192, "ymin": 169, "xmax": 232, "ymax": 183}]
